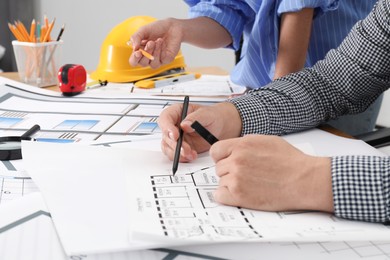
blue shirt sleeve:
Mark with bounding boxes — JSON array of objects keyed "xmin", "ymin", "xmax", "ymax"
[
  {"xmin": 277, "ymin": 0, "xmax": 339, "ymax": 17},
  {"xmin": 183, "ymin": 0, "xmax": 256, "ymax": 50}
]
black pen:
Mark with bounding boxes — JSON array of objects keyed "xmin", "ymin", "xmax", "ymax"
[
  {"xmin": 191, "ymin": 121, "xmax": 219, "ymax": 145},
  {"xmin": 56, "ymin": 24, "xmax": 65, "ymax": 41},
  {"xmin": 172, "ymin": 96, "xmax": 190, "ymax": 176}
]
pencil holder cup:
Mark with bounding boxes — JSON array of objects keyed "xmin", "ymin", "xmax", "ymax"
[{"xmin": 12, "ymin": 40, "xmax": 63, "ymax": 87}]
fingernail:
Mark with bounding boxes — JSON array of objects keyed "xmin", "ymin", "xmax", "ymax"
[
  {"xmin": 182, "ymin": 120, "xmax": 193, "ymax": 130},
  {"xmin": 135, "ymin": 52, "xmax": 142, "ymax": 58},
  {"xmin": 168, "ymin": 131, "xmax": 174, "ymax": 140}
]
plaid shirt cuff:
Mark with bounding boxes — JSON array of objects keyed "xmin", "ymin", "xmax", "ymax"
[{"xmin": 332, "ymin": 155, "xmax": 390, "ymax": 223}]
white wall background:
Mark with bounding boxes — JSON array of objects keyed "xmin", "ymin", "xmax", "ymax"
[
  {"xmin": 34, "ymin": 0, "xmax": 235, "ymax": 73},
  {"xmin": 377, "ymin": 93, "xmax": 390, "ymax": 127}
]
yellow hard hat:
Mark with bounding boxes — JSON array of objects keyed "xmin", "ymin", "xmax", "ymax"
[{"xmin": 90, "ymin": 16, "xmax": 186, "ymax": 83}]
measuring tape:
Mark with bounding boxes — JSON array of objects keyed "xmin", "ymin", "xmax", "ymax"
[
  {"xmin": 58, "ymin": 64, "xmax": 107, "ymax": 96},
  {"xmin": 58, "ymin": 64, "xmax": 87, "ymax": 96},
  {"xmin": 134, "ymin": 72, "xmax": 201, "ymax": 89}
]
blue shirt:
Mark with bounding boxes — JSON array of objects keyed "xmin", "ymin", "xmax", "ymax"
[{"xmin": 184, "ymin": 0, "xmax": 377, "ymax": 89}]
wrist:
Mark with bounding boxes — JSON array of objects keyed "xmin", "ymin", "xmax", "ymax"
[
  {"xmin": 301, "ymin": 156, "xmax": 334, "ymax": 212},
  {"xmin": 168, "ymin": 18, "xmax": 190, "ymax": 43},
  {"xmin": 215, "ymin": 102, "xmax": 242, "ymax": 139},
  {"xmin": 165, "ymin": 17, "xmax": 186, "ymax": 42}
]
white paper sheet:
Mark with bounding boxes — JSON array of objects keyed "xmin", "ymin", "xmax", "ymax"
[
  {"xmin": 84, "ymin": 74, "xmax": 247, "ymax": 97},
  {"xmin": 22, "ymin": 129, "xmax": 390, "ymax": 255},
  {"xmin": 2, "ymin": 193, "xmax": 390, "ymax": 260},
  {"xmin": 0, "ymin": 193, "xmax": 67, "ymax": 260},
  {"xmin": 125, "ymin": 130, "xmax": 389, "ymax": 243},
  {"xmin": 21, "ymin": 143, "xmax": 142, "ymax": 254}
]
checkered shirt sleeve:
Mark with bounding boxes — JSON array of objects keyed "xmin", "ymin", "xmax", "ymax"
[
  {"xmin": 332, "ymin": 156, "xmax": 390, "ymax": 223},
  {"xmin": 228, "ymin": 0, "xmax": 390, "ymax": 222}
]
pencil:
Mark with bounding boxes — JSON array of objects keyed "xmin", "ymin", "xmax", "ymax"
[
  {"xmin": 44, "ymin": 15, "xmax": 49, "ymax": 29},
  {"xmin": 126, "ymin": 41, "xmax": 155, "ymax": 60},
  {"xmin": 42, "ymin": 18, "xmax": 55, "ymax": 42},
  {"xmin": 36, "ymin": 22, "xmax": 41, "ymax": 42},
  {"xmin": 16, "ymin": 20, "xmax": 30, "ymax": 42},
  {"xmin": 172, "ymin": 96, "xmax": 190, "ymax": 176},
  {"xmin": 8, "ymin": 23, "xmax": 23, "ymax": 41},
  {"xmin": 139, "ymin": 49, "xmax": 155, "ymax": 61},
  {"xmin": 29, "ymin": 19, "xmax": 36, "ymax": 42}
]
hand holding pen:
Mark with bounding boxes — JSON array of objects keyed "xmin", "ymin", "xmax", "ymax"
[
  {"xmin": 172, "ymin": 96, "xmax": 190, "ymax": 175},
  {"xmin": 159, "ymin": 100, "xmax": 243, "ymax": 175},
  {"xmin": 171, "ymin": 96, "xmax": 220, "ymax": 176}
]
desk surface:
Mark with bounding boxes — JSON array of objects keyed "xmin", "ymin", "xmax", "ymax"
[{"xmin": 0, "ymin": 66, "xmax": 229, "ymax": 92}]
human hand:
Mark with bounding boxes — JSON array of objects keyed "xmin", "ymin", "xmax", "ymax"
[
  {"xmin": 211, "ymin": 135, "xmax": 334, "ymax": 212},
  {"xmin": 129, "ymin": 18, "xmax": 183, "ymax": 69},
  {"xmin": 158, "ymin": 102, "xmax": 242, "ymax": 162}
]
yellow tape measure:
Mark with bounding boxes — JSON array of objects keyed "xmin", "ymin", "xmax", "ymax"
[{"xmin": 134, "ymin": 72, "xmax": 201, "ymax": 89}]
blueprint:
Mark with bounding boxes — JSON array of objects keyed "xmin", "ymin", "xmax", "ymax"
[
  {"xmin": 125, "ymin": 149, "xmax": 390, "ymax": 243},
  {"xmin": 0, "ymin": 76, "xmax": 216, "ymax": 206},
  {"xmin": 1, "ymin": 75, "xmax": 390, "ymax": 259}
]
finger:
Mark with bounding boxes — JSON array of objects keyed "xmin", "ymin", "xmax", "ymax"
[
  {"xmin": 138, "ymin": 41, "xmax": 156, "ymax": 67},
  {"xmin": 161, "ymin": 126, "xmax": 197, "ymax": 162},
  {"xmin": 158, "ymin": 103, "xmax": 201, "ymax": 136},
  {"xmin": 144, "ymin": 41, "xmax": 155, "ymax": 55},
  {"xmin": 130, "ymin": 26, "xmax": 151, "ymax": 48},
  {"xmin": 129, "ymin": 36, "xmax": 140, "ymax": 50},
  {"xmin": 209, "ymin": 138, "xmax": 238, "ymax": 163},
  {"xmin": 214, "ymin": 157, "xmax": 230, "ymax": 178},
  {"xmin": 179, "ymin": 105, "xmax": 215, "ymax": 133},
  {"xmin": 149, "ymin": 38, "xmax": 163, "ymax": 69},
  {"xmin": 161, "ymin": 139, "xmax": 168, "ymax": 156},
  {"xmin": 158, "ymin": 104, "xmax": 183, "ymax": 136},
  {"xmin": 213, "ymin": 186, "xmax": 238, "ymax": 207},
  {"xmin": 162, "ymin": 137, "xmax": 195, "ymax": 162},
  {"xmin": 162, "ymin": 127, "xmax": 179, "ymax": 154},
  {"xmin": 129, "ymin": 50, "xmax": 143, "ymax": 67}
]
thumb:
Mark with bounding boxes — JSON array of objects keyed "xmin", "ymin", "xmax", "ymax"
[{"xmin": 180, "ymin": 105, "xmax": 210, "ymax": 132}]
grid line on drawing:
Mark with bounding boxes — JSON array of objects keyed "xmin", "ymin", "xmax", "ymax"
[
  {"xmin": 150, "ymin": 174, "xmax": 265, "ymax": 240},
  {"xmin": 0, "ymin": 177, "xmax": 38, "ymax": 204},
  {"xmin": 1, "ymin": 112, "xmax": 27, "ymax": 118},
  {"xmin": 285, "ymin": 241, "xmax": 390, "ymax": 259}
]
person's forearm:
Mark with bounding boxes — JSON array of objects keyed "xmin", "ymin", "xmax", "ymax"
[
  {"xmin": 274, "ymin": 8, "xmax": 314, "ymax": 79},
  {"xmin": 173, "ymin": 17, "xmax": 232, "ymax": 48},
  {"xmin": 229, "ymin": 0, "xmax": 390, "ymax": 136}
]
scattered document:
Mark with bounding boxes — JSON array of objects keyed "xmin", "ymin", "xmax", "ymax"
[
  {"xmin": 87, "ymin": 75, "xmax": 247, "ymax": 97},
  {"xmin": 0, "ymin": 193, "xmax": 67, "ymax": 260}
]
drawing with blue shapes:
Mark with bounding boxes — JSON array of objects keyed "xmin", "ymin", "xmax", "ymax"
[
  {"xmin": 0, "ymin": 117, "xmax": 23, "ymax": 128},
  {"xmin": 56, "ymin": 120, "xmax": 99, "ymax": 130},
  {"xmin": 133, "ymin": 122, "xmax": 160, "ymax": 133}
]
